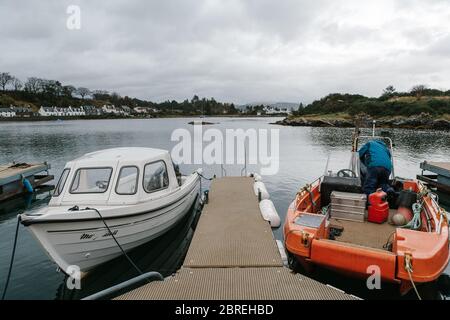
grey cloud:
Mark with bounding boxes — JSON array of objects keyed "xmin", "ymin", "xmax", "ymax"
[{"xmin": 0, "ymin": 0, "xmax": 449, "ymax": 104}]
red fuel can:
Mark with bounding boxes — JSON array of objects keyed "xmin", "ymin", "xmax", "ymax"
[{"xmin": 368, "ymin": 188, "xmax": 389, "ymax": 224}]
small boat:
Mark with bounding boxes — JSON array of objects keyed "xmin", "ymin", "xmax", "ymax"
[
  {"xmin": 20, "ymin": 147, "xmax": 201, "ymax": 275},
  {"xmin": 284, "ymin": 133, "xmax": 449, "ymax": 295}
]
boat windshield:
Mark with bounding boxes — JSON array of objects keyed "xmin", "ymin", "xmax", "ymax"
[
  {"xmin": 70, "ymin": 167, "xmax": 113, "ymax": 194},
  {"xmin": 143, "ymin": 161, "xmax": 169, "ymax": 193},
  {"xmin": 53, "ymin": 168, "xmax": 70, "ymax": 197}
]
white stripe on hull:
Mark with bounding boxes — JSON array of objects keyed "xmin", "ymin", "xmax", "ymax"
[{"xmin": 27, "ymin": 181, "xmax": 199, "ymax": 273}]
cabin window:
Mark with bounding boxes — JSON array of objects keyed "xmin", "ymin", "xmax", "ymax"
[
  {"xmin": 70, "ymin": 167, "xmax": 113, "ymax": 194},
  {"xmin": 53, "ymin": 168, "xmax": 70, "ymax": 197},
  {"xmin": 115, "ymin": 166, "xmax": 139, "ymax": 195},
  {"xmin": 143, "ymin": 161, "xmax": 169, "ymax": 193}
]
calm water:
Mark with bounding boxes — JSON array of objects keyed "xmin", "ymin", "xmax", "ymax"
[{"xmin": 0, "ymin": 118, "xmax": 449, "ymax": 300}]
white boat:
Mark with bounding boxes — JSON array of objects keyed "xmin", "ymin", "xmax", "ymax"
[{"xmin": 20, "ymin": 147, "xmax": 201, "ymax": 275}]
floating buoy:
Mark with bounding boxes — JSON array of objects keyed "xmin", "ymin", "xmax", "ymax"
[
  {"xmin": 253, "ymin": 181, "xmax": 269, "ymax": 200},
  {"xmin": 392, "ymin": 213, "xmax": 407, "ymax": 226},
  {"xmin": 22, "ymin": 177, "xmax": 34, "ymax": 193},
  {"xmin": 248, "ymin": 172, "xmax": 262, "ymax": 182},
  {"xmin": 259, "ymin": 199, "xmax": 281, "ymax": 228}
]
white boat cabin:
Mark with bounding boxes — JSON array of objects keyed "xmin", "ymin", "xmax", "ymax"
[{"xmin": 50, "ymin": 148, "xmax": 182, "ymax": 206}]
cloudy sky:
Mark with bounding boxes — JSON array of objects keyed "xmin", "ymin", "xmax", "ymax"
[{"xmin": 1, "ymin": 0, "xmax": 449, "ymax": 104}]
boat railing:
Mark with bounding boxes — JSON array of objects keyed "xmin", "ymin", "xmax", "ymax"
[
  {"xmin": 221, "ymin": 164, "xmax": 227, "ymax": 177},
  {"xmin": 81, "ymin": 271, "xmax": 164, "ymax": 300},
  {"xmin": 295, "ymin": 176, "xmax": 322, "ymax": 209}
]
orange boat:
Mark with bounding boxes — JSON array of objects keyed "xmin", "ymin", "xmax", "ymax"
[{"xmin": 284, "ymin": 134, "xmax": 449, "ymax": 296}]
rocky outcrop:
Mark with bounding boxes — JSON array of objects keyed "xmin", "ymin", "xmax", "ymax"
[
  {"xmin": 276, "ymin": 117, "xmax": 354, "ymax": 128},
  {"xmin": 275, "ymin": 113, "xmax": 450, "ymax": 130}
]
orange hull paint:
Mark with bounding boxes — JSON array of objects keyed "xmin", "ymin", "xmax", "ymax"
[{"xmin": 283, "ymin": 179, "xmax": 449, "ymax": 292}]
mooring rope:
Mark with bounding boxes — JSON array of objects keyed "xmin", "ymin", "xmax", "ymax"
[
  {"xmin": 406, "ymin": 268, "xmax": 422, "ymax": 300},
  {"xmin": 84, "ymin": 207, "xmax": 149, "ymax": 282},
  {"xmin": 197, "ymin": 172, "xmax": 214, "ymax": 181},
  {"xmin": 1, "ymin": 215, "xmax": 21, "ymax": 300}
]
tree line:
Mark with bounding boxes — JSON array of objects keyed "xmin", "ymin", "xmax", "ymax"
[
  {"xmin": 0, "ymin": 72, "xmax": 238, "ymax": 115},
  {"xmin": 294, "ymin": 85, "xmax": 450, "ymax": 117}
]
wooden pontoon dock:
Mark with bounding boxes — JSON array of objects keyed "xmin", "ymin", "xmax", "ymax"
[
  {"xmin": 418, "ymin": 161, "xmax": 450, "ymax": 194},
  {"xmin": 0, "ymin": 162, "xmax": 54, "ymax": 202},
  {"xmin": 116, "ymin": 177, "xmax": 356, "ymax": 300}
]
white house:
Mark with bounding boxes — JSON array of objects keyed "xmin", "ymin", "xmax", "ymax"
[
  {"xmin": 133, "ymin": 107, "xmax": 148, "ymax": 114},
  {"xmin": 119, "ymin": 105, "xmax": 132, "ymax": 116},
  {"xmin": 0, "ymin": 107, "xmax": 16, "ymax": 117},
  {"xmin": 102, "ymin": 105, "xmax": 120, "ymax": 115},
  {"xmin": 82, "ymin": 105, "xmax": 103, "ymax": 116},
  {"xmin": 39, "ymin": 106, "xmax": 57, "ymax": 116},
  {"xmin": 263, "ymin": 106, "xmax": 292, "ymax": 115},
  {"xmin": 67, "ymin": 106, "xmax": 86, "ymax": 116},
  {"xmin": 39, "ymin": 106, "xmax": 83, "ymax": 117}
]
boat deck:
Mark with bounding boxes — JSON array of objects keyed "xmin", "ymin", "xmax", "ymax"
[
  {"xmin": 116, "ymin": 177, "xmax": 356, "ymax": 300},
  {"xmin": 330, "ymin": 216, "xmax": 396, "ymax": 250}
]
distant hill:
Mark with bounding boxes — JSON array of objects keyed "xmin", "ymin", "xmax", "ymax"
[
  {"xmin": 293, "ymin": 87, "xmax": 450, "ymax": 118},
  {"xmin": 277, "ymin": 87, "xmax": 450, "ymax": 130}
]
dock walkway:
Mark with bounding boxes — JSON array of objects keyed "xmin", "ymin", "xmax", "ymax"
[
  {"xmin": 0, "ymin": 162, "xmax": 53, "ymax": 201},
  {"xmin": 117, "ymin": 177, "xmax": 355, "ymax": 300},
  {"xmin": 418, "ymin": 161, "xmax": 450, "ymax": 193}
]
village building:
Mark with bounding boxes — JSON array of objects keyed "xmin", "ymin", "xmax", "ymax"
[{"xmin": 0, "ymin": 107, "xmax": 16, "ymax": 117}]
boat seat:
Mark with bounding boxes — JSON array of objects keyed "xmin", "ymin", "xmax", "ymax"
[{"xmin": 294, "ymin": 214, "xmax": 326, "ymax": 228}]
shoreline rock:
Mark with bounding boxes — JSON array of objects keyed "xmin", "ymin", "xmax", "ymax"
[{"xmin": 275, "ymin": 114, "xmax": 450, "ymax": 130}]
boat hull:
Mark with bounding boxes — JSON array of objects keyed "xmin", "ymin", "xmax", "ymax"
[
  {"xmin": 284, "ymin": 178, "xmax": 450, "ymax": 294},
  {"xmin": 24, "ymin": 180, "xmax": 200, "ymax": 274}
]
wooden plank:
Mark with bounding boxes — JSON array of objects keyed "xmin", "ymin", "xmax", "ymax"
[
  {"xmin": 0, "ymin": 163, "xmax": 50, "ymax": 185},
  {"xmin": 421, "ymin": 162, "xmax": 450, "ymax": 178}
]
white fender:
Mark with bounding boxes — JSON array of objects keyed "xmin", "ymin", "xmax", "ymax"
[
  {"xmin": 253, "ymin": 181, "xmax": 269, "ymax": 200},
  {"xmin": 248, "ymin": 172, "xmax": 262, "ymax": 182},
  {"xmin": 259, "ymin": 199, "xmax": 281, "ymax": 228}
]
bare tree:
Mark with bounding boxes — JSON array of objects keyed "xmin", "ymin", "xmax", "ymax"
[
  {"xmin": 411, "ymin": 84, "xmax": 427, "ymax": 100},
  {"xmin": 24, "ymin": 77, "xmax": 43, "ymax": 93},
  {"xmin": 12, "ymin": 77, "xmax": 23, "ymax": 91},
  {"xmin": 0, "ymin": 72, "xmax": 13, "ymax": 91},
  {"xmin": 76, "ymin": 87, "xmax": 91, "ymax": 99}
]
